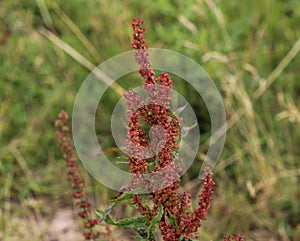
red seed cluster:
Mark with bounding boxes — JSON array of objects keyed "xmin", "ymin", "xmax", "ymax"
[
  {"xmin": 125, "ymin": 18, "xmax": 218, "ymax": 240},
  {"xmin": 126, "ymin": 19, "xmax": 180, "ymax": 184},
  {"xmin": 55, "ymin": 110, "xmax": 101, "ymax": 240},
  {"xmin": 158, "ymin": 167, "xmax": 216, "ymax": 240},
  {"xmin": 132, "ymin": 18, "xmax": 154, "ymax": 85},
  {"xmin": 194, "ymin": 168, "xmax": 216, "ymax": 220}
]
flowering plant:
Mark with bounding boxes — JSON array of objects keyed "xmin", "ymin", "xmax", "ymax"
[{"xmin": 55, "ymin": 18, "xmax": 245, "ymax": 241}]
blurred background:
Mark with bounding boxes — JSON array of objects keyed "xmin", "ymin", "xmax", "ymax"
[{"xmin": 0, "ymin": 0, "xmax": 299, "ymax": 240}]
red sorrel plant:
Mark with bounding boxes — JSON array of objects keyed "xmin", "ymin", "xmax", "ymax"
[
  {"xmin": 55, "ymin": 18, "xmax": 245, "ymax": 241},
  {"xmin": 55, "ymin": 111, "xmax": 114, "ymax": 241}
]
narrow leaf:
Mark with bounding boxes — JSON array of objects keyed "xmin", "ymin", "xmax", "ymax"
[
  {"xmin": 147, "ymin": 203, "xmax": 164, "ymax": 238},
  {"xmin": 168, "ymin": 212, "xmax": 178, "ymax": 228}
]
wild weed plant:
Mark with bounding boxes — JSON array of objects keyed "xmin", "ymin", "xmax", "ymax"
[{"xmin": 55, "ymin": 19, "xmax": 245, "ymax": 241}]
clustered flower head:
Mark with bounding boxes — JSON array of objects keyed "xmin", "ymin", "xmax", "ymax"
[
  {"xmin": 55, "ymin": 110, "xmax": 101, "ymax": 240},
  {"xmin": 123, "ymin": 18, "xmax": 218, "ymax": 240}
]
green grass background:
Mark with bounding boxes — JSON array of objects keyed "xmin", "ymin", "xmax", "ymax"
[{"xmin": 0, "ymin": 0, "xmax": 299, "ymax": 240}]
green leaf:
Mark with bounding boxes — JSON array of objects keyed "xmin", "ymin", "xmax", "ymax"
[
  {"xmin": 95, "ymin": 203, "xmax": 115, "ymax": 222},
  {"xmin": 111, "ymin": 192, "xmax": 133, "ymax": 203},
  {"xmin": 96, "ymin": 212, "xmax": 149, "ymax": 229},
  {"xmin": 135, "ymin": 227, "xmax": 149, "ymax": 240},
  {"xmin": 168, "ymin": 212, "xmax": 178, "ymax": 228},
  {"xmin": 109, "ymin": 189, "xmax": 150, "ymax": 204},
  {"xmin": 95, "ymin": 210, "xmax": 104, "ymax": 217},
  {"xmin": 147, "ymin": 203, "xmax": 164, "ymax": 238},
  {"xmin": 114, "ymin": 216, "xmax": 148, "ymax": 229}
]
